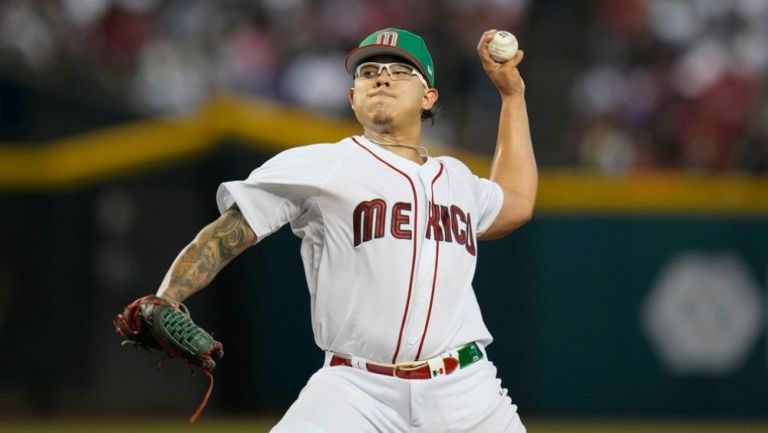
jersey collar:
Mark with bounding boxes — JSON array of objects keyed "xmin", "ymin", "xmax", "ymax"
[{"xmin": 354, "ymin": 135, "xmax": 431, "ymax": 169}]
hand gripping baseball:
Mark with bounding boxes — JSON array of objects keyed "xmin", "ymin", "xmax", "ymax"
[
  {"xmin": 477, "ymin": 29, "xmax": 525, "ymax": 97},
  {"xmin": 113, "ymin": 294, "xmax": 224, "ymax": 422}
]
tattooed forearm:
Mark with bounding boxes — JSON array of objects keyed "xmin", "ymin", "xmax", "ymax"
[{"xmin": 157, "ymin": 209, "xmax": 257, "ymax": 302}]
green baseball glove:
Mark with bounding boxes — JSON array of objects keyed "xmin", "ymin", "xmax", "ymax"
[{"xmin": 113, "ymin": 294, "xmax": 223, "ymax": 422}]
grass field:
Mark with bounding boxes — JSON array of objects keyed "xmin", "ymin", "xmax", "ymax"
[{"xmin": 1, "ymin": 418, "xmax": 766, "ymax": 433}]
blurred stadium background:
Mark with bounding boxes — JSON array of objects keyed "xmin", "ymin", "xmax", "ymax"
[{"xmin": 0, "ymin": 0, "xmax": 767, "ymax": 431}]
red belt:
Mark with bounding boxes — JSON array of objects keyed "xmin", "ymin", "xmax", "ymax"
[{"xmin": 328, "ymin": 342, "xmax": 483, "ymax": 380}]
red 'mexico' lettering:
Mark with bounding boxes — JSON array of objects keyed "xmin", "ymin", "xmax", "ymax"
[
  {"xmin": 353, "ymin": 199, "xmax": 386, "ymax": 246},
  {"xmin": 391, "ymin": 202, "xmax": 412, "ymax": 240},
  {"xmin": 352, "ymin": 199, "xmax": 476, "ymax": 256},
  {"xmin": 426, "ymin": 203, "xmax": 443, "ymax": 241}
]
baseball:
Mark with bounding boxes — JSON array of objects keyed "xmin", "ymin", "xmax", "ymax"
[{"xmin": 488, "ymin": 31, "xmax": 518, "ymax": 63}]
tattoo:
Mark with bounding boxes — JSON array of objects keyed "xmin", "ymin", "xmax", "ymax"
[{"xmin": 160, "ymin": 209, "xmax": 256, "ymax": 302}]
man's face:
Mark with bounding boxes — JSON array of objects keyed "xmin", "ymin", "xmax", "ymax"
[{"xmin": 349, "ymin": 55, "xmax": 438, "ymax": 130}]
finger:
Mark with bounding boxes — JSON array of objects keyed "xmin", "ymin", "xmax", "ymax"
[
  {"xmin": 483, "ymin": 29, "xmax": 497, "ymax": 40},
  {"xmin": 477, "ymin": 30, "xmax": 498, "ymax": 64},
  {"xmin": 476, "ymin": 29, "xmax": 497, "ymax": 52},
  {"xmin": 495, "ymin": 50, "xmax": 524, "ymax": 72},
  {"xmin": 507, "ymin": 49, "xmax": 524, "ymax": 68}
]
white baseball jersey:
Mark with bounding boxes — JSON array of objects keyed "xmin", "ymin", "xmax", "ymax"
[{"xmin": 216, "ymin": 135, "xmax": 504, "ymax": 364}]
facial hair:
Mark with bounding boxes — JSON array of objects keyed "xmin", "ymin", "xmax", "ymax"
[{"xmin": 372, "ymin": 113, "xmax": 393, "ymax": 126}]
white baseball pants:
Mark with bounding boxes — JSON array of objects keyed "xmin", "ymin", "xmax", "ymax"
[{"xmin": 270, "ymin": 355, "xmax": 526, "ymax": 433}]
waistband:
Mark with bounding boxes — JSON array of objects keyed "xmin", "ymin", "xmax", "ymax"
[{"xmin": 325, "ymin": 342, "xmax": 484, "ymax": 380}]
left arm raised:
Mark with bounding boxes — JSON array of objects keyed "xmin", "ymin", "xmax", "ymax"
[{"xmin": 476, "ymin": 30, "xmax": 538, "ymax": 240}]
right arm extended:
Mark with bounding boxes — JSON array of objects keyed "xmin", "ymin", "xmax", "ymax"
[{"xmin": 156, "ymin": 208, "xmax": 257, "ymax": 303}]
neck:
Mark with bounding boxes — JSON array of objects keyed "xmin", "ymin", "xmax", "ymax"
[{"xmin": 363, "ymin": 127, "xmax": 427, "ymax": 164}]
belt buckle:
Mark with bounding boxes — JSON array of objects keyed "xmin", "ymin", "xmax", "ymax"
[{"xmin": 392, "ymin": 361, "xmax": 421, "ymax": 377}]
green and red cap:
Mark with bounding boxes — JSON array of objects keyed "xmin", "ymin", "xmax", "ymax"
[{"xmin": 345, "ymin": 28, "xmax": 436, "ymax": 88}]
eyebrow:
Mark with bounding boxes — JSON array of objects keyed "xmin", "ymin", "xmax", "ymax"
[{"xmin": 360, "ymin": 56, "xmax": 416, "ymax": 67}]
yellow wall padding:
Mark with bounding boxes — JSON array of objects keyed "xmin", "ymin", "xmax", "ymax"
[{"xmin": 1, "ymin": 93, "xmax": 767, "ymax": 214}]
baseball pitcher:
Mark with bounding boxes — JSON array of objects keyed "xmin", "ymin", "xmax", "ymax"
[{"xmin": 115, "ymin": 28, "xmax": 536, "ymax": 432}]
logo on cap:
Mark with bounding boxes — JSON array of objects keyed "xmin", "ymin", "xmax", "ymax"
[{"xmin": 376, "ymin": 31, "xmax": 399, "ymax": 47}]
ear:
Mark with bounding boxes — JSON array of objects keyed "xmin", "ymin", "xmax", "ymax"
[
  {"xmin": 348, "ymin": 88, "xmax": 355, "ymax": 110},
  {"xmin": 422, "ymin": 88, "xmax": 439, "ymax": 111}
]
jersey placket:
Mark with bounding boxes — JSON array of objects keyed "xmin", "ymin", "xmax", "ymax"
[
  {"xmin": 398, "ymin": 161, "xmax": 444, "ymax": 362},
  {"xmin": 350, "ymin": 136, "xmax": 435, "ymax": 364}
]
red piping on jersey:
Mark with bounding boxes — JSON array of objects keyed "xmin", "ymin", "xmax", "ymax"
[
  {"xmin": 415, "ymin": 162, "xmax": 444, "ymax": 360},
  {"xmin": 352, "ymin": 136, "xmax": 419, "ymax": 364}
]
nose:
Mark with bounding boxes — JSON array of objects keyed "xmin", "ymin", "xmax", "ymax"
[{"xmin": 375, "ymin": 70, "xmax": 391, "ymax": 87}]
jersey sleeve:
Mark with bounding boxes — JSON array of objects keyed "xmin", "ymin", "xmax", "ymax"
[
  {"xmin": 472, "ymin": 176, "xmax": 504, "ymax": 236},
  {"xmin": 216, "ymin": 145, "xmax": 331, "ymax": 242},
  {"xmin": 439, "ymin": 156, "xmax": 504, "ymax": 236}
]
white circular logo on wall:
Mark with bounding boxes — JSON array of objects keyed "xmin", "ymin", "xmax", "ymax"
[{"xmin": 642, "ymin": 252, "xmax": 763, "ymax": 374}]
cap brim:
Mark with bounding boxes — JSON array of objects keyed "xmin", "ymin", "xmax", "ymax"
[{"xmin": 345, "ymin": 44, "xmax": 429, "ymax": 85}]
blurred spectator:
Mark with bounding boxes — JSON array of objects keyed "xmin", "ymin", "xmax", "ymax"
[
  {"xmin": 6, "ymin": 0, "xmax": 768, "ymax": 174},
  {"xmin": 571, "ymin": 0, "xmax": 768, "ymax": 173},
  {"xmin": 0, "ymin": 1, "xmax": 55, "ymax": 70},
  {"xmin": 280, "ymin": 50, "xmax": 350, "ymax": 115},
  {"xmin": 737, "ymin": 101, "xmax": 768, "ymax": 172},
  {"xmin": 0, "ymin": 0, "xmax": 532, "ymax": 153}
]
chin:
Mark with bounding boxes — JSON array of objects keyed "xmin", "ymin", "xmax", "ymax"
[{"xmin": 372, "ymin": 114, "xmax": 394, "ymax": 126}]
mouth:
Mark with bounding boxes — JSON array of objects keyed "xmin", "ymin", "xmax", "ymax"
[{"xmin": 369, "ymin": 91, "xmax": 396, "ymax": 98}]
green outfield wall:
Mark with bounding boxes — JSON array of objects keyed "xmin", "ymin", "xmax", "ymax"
[{"xmin": 235, "ymin": 211, "xmax": 768, "ymax": 416}]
